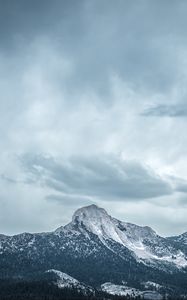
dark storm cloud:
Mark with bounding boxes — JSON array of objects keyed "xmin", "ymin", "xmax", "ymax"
[
  {"xmin": 20, "ymin": 153, "xmax": 172, "ymax": 200},
  {"xmin": 0, "ymin": 0, "xmax": 82, "ymax": 49},
  {"xmin": 1, "ymin": 0, "xmax": 187, "ymax": 95},
  {"xmin": 142, "ymin": 103, "xmax": 187, "ymax": 117}
]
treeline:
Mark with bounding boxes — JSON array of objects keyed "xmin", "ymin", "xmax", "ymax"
[
  {"xmin": 0, "ymin": 279, "xmax": 140, "ymax": 300},
  {"xmin": 0, "ymin": 279, "xmax": 186, "ymax": 300}
]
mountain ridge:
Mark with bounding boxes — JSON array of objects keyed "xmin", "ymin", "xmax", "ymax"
[
  {"xmin": 0, "ymin": 204, "xmax": 187, "ymax": 297},
  {"xmin": 1, "ymin": 204, "xmax": 186, "ymax": 239},
  {"xmin": 0, "ymin": 204, "xmax": 187, "ymax": 268}
]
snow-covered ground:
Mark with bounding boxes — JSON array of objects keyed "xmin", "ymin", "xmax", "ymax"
[
  {"xmin": 143, "ymin": 281, "xmax": 163, "ymax": 290},
  {"xmin": 101, "ymin": 282, "xmax": 163, "ymax": 299},
  {"xmin": 46, "ymin": 269, "xmax": 94, "ymax": 295},
  {"xmin": 46, "ymin": 270, "xmax": 164, "ymax": 299},
  {"xmin": 101, "ymin": 282, "xmax": 141, "ymax": 297}
]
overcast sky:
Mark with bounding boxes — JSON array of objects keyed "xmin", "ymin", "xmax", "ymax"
[{"xmin": 1, "ymin": 0, "xmax": 187, "ymax": 236}]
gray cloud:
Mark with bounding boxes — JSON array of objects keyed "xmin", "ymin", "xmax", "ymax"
[
  {"xmin": 1, "ymin": 174, "xmax": 17, "ymax": 184},
  {"xmin": 142, "ymin": 103, "xmax": 187, "ymax": 117},
  {"xmin": 46, "ymin": 194, "xmax": 93, "ymax": 207},
  {"xmin": 177, "ymin": 195, "xmax": 187, "ymax": 207},
  {"xmin": 175, "ymin": 180, "xmax": 187, "ymax": 193},
  {"xmin": 0, "ymin": 1, "xmax": 187, "ymax": 235},
  {"xmin": 1, "ymin": 0, "xmax": 187, "ymax": 95},
  {"xmin": 20, "ymin": 153, "xmax": 172, "ymax": 200}
]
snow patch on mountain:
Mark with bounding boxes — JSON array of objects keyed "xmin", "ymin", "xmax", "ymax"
[
  {"xmin": 143, "ymin": 281, "xmax": 163, "ymax": 290},
  {"xmin": 47, "ymin": 269, "xmax": 79, "ymax": 288},
  {"xmin": 101, "ymin": 282, "xmax": 163, "ymax": 299},
  {"xmin": 151, "ymin": 251, "xmax": 187, "ymax": 268},
  {"xmin": 101, "ymin": 282, "xmax": 141, "ymax": 297},
  {"xmin": 46, "ymin": 269, "xmax": 94, "ymax": 294}
]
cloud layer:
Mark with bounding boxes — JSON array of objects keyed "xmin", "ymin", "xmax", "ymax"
[
  {"xmin": 0, "ymin": 1, "xmax": 187, "ymax": 235},
  {"xmin": 21, "ymin": 154, "xmax": 172, "ymax": 200}
]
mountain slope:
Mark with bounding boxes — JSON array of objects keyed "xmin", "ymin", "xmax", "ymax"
[
  {"xmin": 0, "ymin": 204, "xmax": 187, "ymax": 295},
  {"xmin": 58, "ymin": 204, "xmax": 187, "ymax": 269},
  {"xmin": 166, "ymin": 232, "xmax": 187, "ymax": 256},
  {"xmin": 46, "ymin": 269, "xmax": 94, "ymax": 295}
]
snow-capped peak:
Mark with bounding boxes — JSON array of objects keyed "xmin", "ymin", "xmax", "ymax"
[
  {"xmin": 62, "ymin": 204, "xmax": 187, "ymax": 268},
  {"xmin": 65, "ymin": 204, "xmax": 158, "ymax": 248},
  {"xmin": 72, "ymin": 204, "xmax": 109, "ymax": 225},
  {"xmin": 65, "ymin": 204, "xmax": 124, "ymax": 244}
]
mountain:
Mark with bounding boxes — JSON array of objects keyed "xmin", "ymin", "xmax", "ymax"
[
  {"xmin": 0, "ymin": 204, "xmax": 187, "ymax": 298},
  {"xmin": 59, "ymin": 205, "xmax": 187, "ymax": 268}
]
